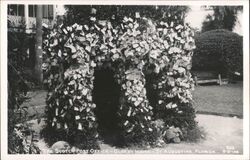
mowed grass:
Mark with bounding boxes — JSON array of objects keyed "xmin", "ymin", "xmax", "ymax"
[
  {"xmin": 192, "ymin": 82, "xmax": 243, "ymax": 117},
  {"xmin": 21, "ymin": 82, "xmax": 243, "ymax": 120}
]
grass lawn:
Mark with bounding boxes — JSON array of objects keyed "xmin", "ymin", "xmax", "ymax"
[
  {"xmin": 21, "ymin": 81, "xmax": 243, "ymax": 120},
  {"xmin": 192, "ymin": 81, "xmax": 243, "ymax": 117}
]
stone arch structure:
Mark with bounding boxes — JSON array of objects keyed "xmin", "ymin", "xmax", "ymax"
[{"xmin": 42, "ymin": 16, "xmax": 196, "ymax": 149}]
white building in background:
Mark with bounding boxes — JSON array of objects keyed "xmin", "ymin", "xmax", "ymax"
[
  {"xmin": 7, "ymin": 4, "xmax": 68, "ymax": 74},
  {"xmin": 8, "ymin": 5, "xmax": 243, "ymax": 36},
  {"xmin": 7, "ymin": 4, "xmax": 65, "ymax": 33}
]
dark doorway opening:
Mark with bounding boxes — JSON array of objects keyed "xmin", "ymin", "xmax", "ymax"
[
  {"xmin": 145, "ymin": 73, "xmax": 158, "ymax": 118},
  {"xmin": 92, "ymin": 68, "xmax": 122, "ymax": 146}
]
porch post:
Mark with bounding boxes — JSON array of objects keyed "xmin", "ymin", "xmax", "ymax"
[
  {"xmin": 25, "ymin": 4, "xmax": 29, "ymax": 32},
  {"xmin": 53, "ymin": 5, "xmax": 57, "ymax": 21}
]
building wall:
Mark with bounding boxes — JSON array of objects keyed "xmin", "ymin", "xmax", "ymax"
[{"xmin": 8, "ymin": 4, "xmax": 56, "ymax": 33}]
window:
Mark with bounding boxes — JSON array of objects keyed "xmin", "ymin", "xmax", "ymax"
[
  {"xmin": 43, "ymin": 5, "xmax": 53, "ymax": 19},
  {"xmin": 8, "ymin": 4, "xmax": 24, "ymax": 16},
  {"xmin": 29, "ymin": 5, "xmax": 37, "ymax": 17},
  {"xmin": 18, "ymin": 5, "xmax": 24, "ymax": 16},
  {"xmin": 48, "ymin": 5, "xmax": 54, "ymax": 19},
  {"xmin": 8, "ymin": 5, "xmax": 54, "ymax": 18}
]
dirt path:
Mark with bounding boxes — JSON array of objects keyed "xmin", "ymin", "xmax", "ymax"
[{"xmin": 29, "ymin": 114, "xmax": 242, "ymax": 154}]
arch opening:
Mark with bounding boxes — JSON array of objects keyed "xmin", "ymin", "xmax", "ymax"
[{"xmin": 92, "ymin": 67, "xmax": 123, "ymax": 146}]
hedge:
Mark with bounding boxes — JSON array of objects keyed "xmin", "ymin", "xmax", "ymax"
[
  {"xmin": 42, "ymin": 14, "xmax": 198, "ymax": 149},
  {"xmin": 193, "ymin": 29, "xmax": 243, "ymax": 77}
]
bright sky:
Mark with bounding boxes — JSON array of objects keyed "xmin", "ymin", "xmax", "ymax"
[
  {"xmin": 233, "ymin": 11, "xmax": 243, "ymax": 35},
  {"xmin": 56, "ymin": 5, "xmax": 66, "ymax": 15},
  {"xmin": 185, "ymin": 6, "xmax": 211, "ymax": 30},
  {"xmin": 185, "ymin": 5, "xmax": 243, "ymax": 35}
]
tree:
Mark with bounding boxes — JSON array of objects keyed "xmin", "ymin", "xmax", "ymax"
[
  {"xmin": 35, "ymin": 5, "xmax": 43, "ymax": 83},
  {"xmin": 7, "ymin": 18, "xmax": 41, "ymax": 154},
  {"xmin": 201, "ymin": 6, "xmax": 243, "ymax": 32},
  {"xmin": 64, "ymin": 5, "xmax": 190, "ymax": 25}
]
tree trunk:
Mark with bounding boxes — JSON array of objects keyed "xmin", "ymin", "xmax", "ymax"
[{"xmin": 34, "ymin": 5, "xmax": 43, "ymax": 84}]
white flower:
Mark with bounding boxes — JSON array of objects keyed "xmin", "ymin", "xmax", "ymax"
[
  {"xmin": 90, "ymin": 17, "xmax": 96, "ymax": 22},
  {"xmin": 78, "ymin": 123, "xmax": 83, "ymax": 130}
]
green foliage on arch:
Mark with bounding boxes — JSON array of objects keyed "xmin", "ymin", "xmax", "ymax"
[{"xmin": 42, "ymin": 13, "xmax": 197, "ymax": 149}]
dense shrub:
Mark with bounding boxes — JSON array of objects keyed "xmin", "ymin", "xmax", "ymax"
[
  {"xmin": 193, "ymin": 29, "xmax": 243, "ymax": 77},
  {"xmin": 8, "ymin": 28, "xmax": 40, "ymax": 154},
  {"xmin": 42, "ymin": 12, "xmax": 198, "ymax": 149}
]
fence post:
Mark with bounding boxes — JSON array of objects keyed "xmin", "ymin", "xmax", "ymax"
[
  {"xmin": 218, "ymin": 74, "xmax": 222, "ymax": 85},
  {"xmin": 194, "ymin": 76, "xmax": 198, "ymax": 86}
]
